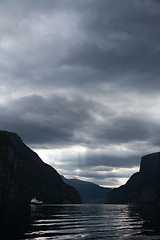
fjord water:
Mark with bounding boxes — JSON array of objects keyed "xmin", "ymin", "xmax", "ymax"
[{"xmin": 1, "ymin": 204, "xmax": 160, "ymax": 240}]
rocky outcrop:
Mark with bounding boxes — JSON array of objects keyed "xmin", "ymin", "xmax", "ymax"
[
  {"xmin": 106, "ymin": 152, "xmax": 160, "ymax": 204},
  {"xmin": 0, "ymin": 131, "xmax": 82, "ymax": 204}
]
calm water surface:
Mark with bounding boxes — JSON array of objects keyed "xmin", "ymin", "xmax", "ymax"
[{"xmin": 0, "ymin": 204, "xmax": 160, "ymax": 240}]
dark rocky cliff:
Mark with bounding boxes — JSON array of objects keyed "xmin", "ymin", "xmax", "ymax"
[
  {"xmin": 106, "ymin": 152, "xmax": 160, "ymax": 204},
  {"xmin": 0, "ymin": 131, "xmax": 82, "ymax": 204},
  {"xmin": 0, "ymin": 132, "xmax": 21, "ymax": 204}
]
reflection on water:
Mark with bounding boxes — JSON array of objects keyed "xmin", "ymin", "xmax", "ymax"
[{"xmin": 0, "ymin": 204, "xmax": 160, "ymax": 239}]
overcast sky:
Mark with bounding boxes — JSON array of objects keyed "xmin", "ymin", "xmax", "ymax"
[{"xmin": 1, "ymin": 0, "xmax": 160, "ymax": 187}]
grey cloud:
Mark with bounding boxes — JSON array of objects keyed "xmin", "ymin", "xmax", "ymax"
[
  {"xmin": 71, "ymin": 171, "xmax": 136, "ymax": 180},
  {"xmin": 91, "ymin": 116, "xmax": 153, "ymax": 144},
  {"xmin": 60, "ymin": 0, "xmax": 160, "ymax": 91},
  {"xmin": 0, "ymin": 94, "xmax": 93, "ymax": 146},
  {"xmin": 60, "ymin": 150, "xmax": 141, "ymax": 169},
  {"xmin": 50, "ymin": 148, "xmax": 142, "ymax": 169},
  {"xmin": 61, "ymin": 39, "xmax": 160, "ymax": 92},
  {"xmin": 80, "ymin": 0, "xmax": 160, "ymax": 43},
  {"xmin": 1, "ymin": 0, "xmax": 160, "ymax": 95},
  {"xmin": 83, "ymin": 153, "xmax": 140, "ymax": 169},
  {"xmin": 1, "ymin": 93, "xmax": 159, "ymax": 151},
  {"xmin": 61, "ymin": 41, "xmax": 157, "ymax": 73},
  {"xmin": 1, "ymin": 0, "xmax": 160, "ymax": 187},
  {"xmin": 61, "ymin": 169, "xmax": 134, "ymax": 188}
]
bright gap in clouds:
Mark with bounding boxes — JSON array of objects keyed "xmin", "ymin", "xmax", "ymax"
[{"xmin": 33, "ymin": 147, "xmax": 139, "ymax": 188}]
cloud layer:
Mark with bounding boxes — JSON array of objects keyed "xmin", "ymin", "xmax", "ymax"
[{"xmin": 1, "ymin": 0, "xmax": 160, "ymax": 187}]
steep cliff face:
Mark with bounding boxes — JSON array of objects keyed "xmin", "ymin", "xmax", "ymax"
[
  {"xmin": 106, "ymin": 152, "xmax": 160, "ymax": 204},
  {"xmin": 0, "ymin": 131, "xmax": 82, "ymax": 204},
  {"xmin": 0, "ymin": 132, "xmax": 21, "ymax": 204},
  {"xmin": 140, "ymin": 152, "xmax": 160, "ymax": 173}
]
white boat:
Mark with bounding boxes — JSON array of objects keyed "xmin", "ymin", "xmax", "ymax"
[{"xmin": 31, "ymin": 196, "xmax": 43, "ymax": 205}]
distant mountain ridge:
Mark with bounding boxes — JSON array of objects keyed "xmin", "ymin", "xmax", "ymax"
[
  {"xmin": 61, "ymin": 175, "xmax": 111, "ymax": 203},
  {"xmin": 0, "ymin": 130, "xmax": 82, "ymax": 204},
  {"xmin": 106, "ymin": 152, "xmax": 160, "ymax": 204}
]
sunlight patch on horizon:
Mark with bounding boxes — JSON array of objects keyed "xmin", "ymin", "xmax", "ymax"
[{"xmin": 33, "ymin": 147, "xmax": 139, "ymax": 188}]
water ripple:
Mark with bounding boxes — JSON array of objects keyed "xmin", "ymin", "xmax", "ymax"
[
  {"xmin": 1, "ymin": 204, "xmax": 160, "ymax": 239},
  {"xmin": 22, "ymin": 204, "xmax": 160, "ymax": 239}
]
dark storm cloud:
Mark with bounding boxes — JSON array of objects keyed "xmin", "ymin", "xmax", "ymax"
[
  {"xmin": 0, "ymin": 94, "xmax": 94, "ymax": 146},
  {"xmin": 1, "ymin": 0, "xmax": 160, "ymax": 186},
  {"xmin": 1, "ymin": 0, "xmax": 160, "ymax": 94},
  {"xmin": 80, "ymin": 152, "xmax": 141, "ymax": 169},
  {"xmin": 1, "ymin": 94, "xmax": 159, "ymax": 152},
  {"xmin": 91, "ymin": 116, "xmax": 154, "ymax": 144},
  {"xmin": 61, "ymin": 0, "xmax": 160, "ymax": 91},
  {"xmin": 54, "ymin": 148, "xmax": 141, "ymax": 169},
  {"xmin": 61, "ymin": 41, "xmax": 159, "ymax": 72}
]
